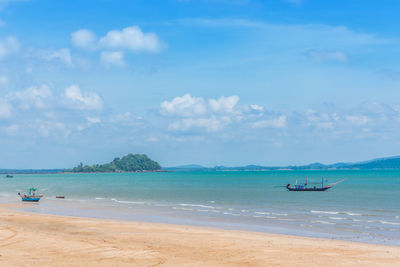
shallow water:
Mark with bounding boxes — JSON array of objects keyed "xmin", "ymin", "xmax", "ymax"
[{"xmin": 1, "ymin": 170, "xmax": 399, "ymax": 245}]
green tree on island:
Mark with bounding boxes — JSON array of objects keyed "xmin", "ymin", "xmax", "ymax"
[{"xmin": 71, "ymin": 154, "xmax": 161, "ymax": 172}]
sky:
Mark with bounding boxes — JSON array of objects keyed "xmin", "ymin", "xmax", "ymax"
[{"xmin": 1, "ymin": 0, "xmax": 400, "ymax": 168}]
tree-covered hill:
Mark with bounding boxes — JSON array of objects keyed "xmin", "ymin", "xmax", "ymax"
[{"xmin": 71, "ymin": 154, "xmax": 161, "ymax": 173}]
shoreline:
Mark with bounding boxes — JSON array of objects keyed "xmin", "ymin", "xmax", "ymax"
[{"xmin": 0, "ymin": 205, "xmax": 399, "ymax": 266}]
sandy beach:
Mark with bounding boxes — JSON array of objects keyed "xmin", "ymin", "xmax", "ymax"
[{"xmin": 0, "ymin": 204, "xmax": 398, "ymax": 266}]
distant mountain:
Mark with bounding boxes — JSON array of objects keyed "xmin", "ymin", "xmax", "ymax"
[{"xmin": 165, "ymin": 155, "xmax": 400, "ymax": 171}]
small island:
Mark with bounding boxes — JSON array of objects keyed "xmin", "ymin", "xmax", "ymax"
[{"xmin": 71, "ymin": 154, "xmax": 161, "ymax": 173}]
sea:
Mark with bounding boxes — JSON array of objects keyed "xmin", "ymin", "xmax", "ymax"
[{"xmin": 0, "ymin": 170, "xmax": 399, "ymax": 246}]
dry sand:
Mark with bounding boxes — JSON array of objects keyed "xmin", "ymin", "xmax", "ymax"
[{"xmin": 0, "ymin": 204, "xmax": 399, "ymax": 266}]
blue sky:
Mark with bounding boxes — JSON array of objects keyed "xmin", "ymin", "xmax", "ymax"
[{"xmin": 1, "ymin": 0, "xmax": 400, "ymax": 168}]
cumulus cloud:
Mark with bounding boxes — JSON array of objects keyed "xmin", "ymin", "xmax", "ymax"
[
  {"xmin": 13, "ymin": 85, "xmax": 52, "ymax": 109},
  {"xmin": 251, "ymin": 115, "xmax": 287, "ymax": 129},
  {"xmin": 304, "ymin": 50, "xmax": 349, "ymax": 63},
  {"xmin": 168, "ymin": 116, "xmax": 230, "ymax": 132},
  {"xmin": 208, "ymin": 95, "xmax": 239, "ymax": 113},
  {"xmin": 71, "ymin": 29, "xmax": 97, "ymax": 50},
  {"xmin": 161, "ymin": 94, "xmax": 247, "ymax": 132},
  {"xmin": 100, "ymin": 51, "xmax": 124, "ymax": 67},
  {"xmin": 161, "ymin": 94, "xmax": 207, "ymax": 117},
  {"xmin": 100, "ymin": 26, "xmax": 162, "ymax": 53},
  {"xmin": 0, "ymin": 36, "xmax": 19, "ymax": 59},
  {"xmin": 63, "ymin": 85, "xmax": 103, "ymax": 110}
]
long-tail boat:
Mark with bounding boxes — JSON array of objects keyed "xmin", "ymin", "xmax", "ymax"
[
  {"xmin": 18, "ymin": 188, "xmax": 43, "ymax": 202},
  {"xmin": 286, "ymin": 177, "xmax": 346, "ymax": 191}
]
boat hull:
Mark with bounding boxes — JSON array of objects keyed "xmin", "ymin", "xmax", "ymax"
[
  {"xmin": 287, "ymin": 187, "xmax": 330, "ymax": 191},
  {"xmin": 21, "ymin": 197, "xmax": 41, "ymax": 202}
]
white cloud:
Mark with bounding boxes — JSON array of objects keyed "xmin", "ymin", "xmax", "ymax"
[
  {"xmin": 5, "ymin": 124, "xmax": 19, "ymax": 135},
  {"xmin": 34, "ymin": 48, "xmax": 73, "ymax": 66},
  {"xmin": 208, "ymin": 95, "xmax": 239, "ymax": 113},
  {"xmin": 161, "ymin": 94, "xmax": 207, "ymax": 117},
  {"xmin": 305, "ymin": 50, "xmax": 349, "ymax": 63},
  {"xmin": 0, "ymin": 36, "xmax": 19, "ymax": 59},
  {"xmin": 0, "ymin": 101, "xmax": 11, "ymax": 118},
  {"xmin": 87, "ymin": 117, "xmax": 101, "ymax": 124},
  {"xmin": 71, "ymin": 29, "xmax": 97, "ymax": 50},
  {"xmin": 13, "ymin": 84, "xmax": 52, "ymax": 109},
  {"xmin": 251, "ymin": 115, "xmax": 287, "ymax": 129},
  {"xmin": 100, "ymin": 51, "xmax": 124, "ymax": 67},
  {"xmin": 100, "ymin": 25, "xmax": 162, "ymax": 53},
  {"xmin": 168, "ymin": 116, "xmax": 230, "ymax": 132},
  {"xmin": 63, "ymin": 85, "xmax": 103, "ymax": 110},
  {"xmin": 345, "ymin": 115, "xmax": 369, "ymax": 125},
  {"xmin": 250, "ymin": 104, "xmax": 264, "ymax": 112}
]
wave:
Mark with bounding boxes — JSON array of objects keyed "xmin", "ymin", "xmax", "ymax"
[
  {"xmin": 313, "ymin": 220, "xmax": 336, "ymax": 225},
  {"xmin": 111, "ymin": 198, "xmax": 145, "ymax": 205},
  {"xmin": 379, "ymin": 221, "xmax": 400, "ymax": 226},
  {"xmin": 255, "ymin": 211, "xmax": 271, "ymax": 215},
  {"xmin": 178, "ymin": 203, "xmax": 216, "ymax": 209},
  {"xmin": 345, "ymin": 212, "xmax": 361, "ymax": 216},
  {"xmin": 329, "ymin": 217, "xmax": 347, "ymax": 220},
  {"xmin": 311, "ymin": 210, "xmax": 339, "ymax": 215},
  {"xmin": 95, "ymin": 197, "xmax": 105, "ymax": 200}
]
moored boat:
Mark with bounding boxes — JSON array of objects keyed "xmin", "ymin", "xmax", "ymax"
[
  {"xmin": 286, "ymin": 178, "xmax": 346, "ymax": 191},
  {"xmin": 18, "ymin": 188, "xmax": 43, "ymax": 202}
]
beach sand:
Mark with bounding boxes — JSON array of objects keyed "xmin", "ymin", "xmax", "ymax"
[{"xmin": 0, "ymin": 204, "xmax": 399, "ymax": 266}]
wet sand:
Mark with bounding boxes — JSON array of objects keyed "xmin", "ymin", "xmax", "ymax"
[{"xmin": 0, "ymin": 204, "xmax": 399, "ymax": 266}]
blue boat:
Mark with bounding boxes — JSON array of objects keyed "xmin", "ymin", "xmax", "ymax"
[{"xmin": 18, "ymin": 188, "xmax": 43, "ymax": 202}]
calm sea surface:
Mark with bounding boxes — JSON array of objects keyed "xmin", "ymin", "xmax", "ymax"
[{"xmin": 0, "ymin": 170, "xmax": 399, "ymax": 245}]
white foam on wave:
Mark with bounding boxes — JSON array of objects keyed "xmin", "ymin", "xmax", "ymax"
[
  {"xmin": 272, "ymin": 213, "xmax": 288, "ymax": 216},
  {"xmin": 313, "ymin": 220, "xmax": 336, "ymax": 225},
  {"xmin": 379, "ymin": 221, "xmax": 400, "ymax": 226},
  {"xmin": 345, "ymin": 212, "xmax": 361, "ymax": 216},
  {"xmin": 111, "ymin": 198, "xmax": 145, "ymax": 205},
  {"xmin": 95, "ymin": 197, "xmax": 104, "ymax": 200},
  {"xmin": 179, "ymin": 203, "xmax": 215, "ymax": 209},
  {"xmin": 329, "ymin": 217, "xmax": 346, "ymax": 220},
  {"xmin": 241, "ymin": 209, "xmax": 249, "ymax": 213},
  {"xmin": 311, "ymin": 210, "xmax": 339, "ymax": 215},
  {"xmin": 255, "ymin": 211, "xmax": 271, "ymax": 215}
]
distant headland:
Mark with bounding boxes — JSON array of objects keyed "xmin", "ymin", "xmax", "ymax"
[{"xmin": 70, "ymin": 154, "xmax": 162, "ymax": 173}]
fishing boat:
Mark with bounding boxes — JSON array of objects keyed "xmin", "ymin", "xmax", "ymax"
[
  {"xmin": 5, "ymin": 174, "xmax": 13, "ymax": 178},
  {"xmin": 286, "ymin": 177, "xmax": 346, "ymax": 191},
  {"xmin": 18, "ymin": 188, "xmax": 43, "ymax": 202}
]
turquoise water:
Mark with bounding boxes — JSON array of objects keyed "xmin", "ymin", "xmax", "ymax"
[{"xmin": 1, "ymin": 170, "xmax": 399, "ymax": 245}]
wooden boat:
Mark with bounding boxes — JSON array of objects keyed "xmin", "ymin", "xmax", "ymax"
[
  {"xmin": 18, "ymin": 188, "xmax": 43, "ymax": 202},
  {"xmin": 286, "ymin": 178, "xmax": 346, "ymax": 191},
  {"xmin": 56, "ymin": 196, "xmax": 65, "ymax": 199},
  {"xmin": 6, "ymin": 174, "xmax": 13, "ymax": 178}
]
